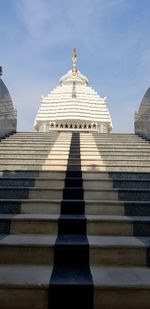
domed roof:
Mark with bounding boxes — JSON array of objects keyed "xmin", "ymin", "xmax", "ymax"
[
  {"xmin": 137, "ymin": 87, "xmax": 150, "ymax": 117},
  {"xmin": 59, "ymin": 68, "xmax": 89, "ymax": 85},
  {"xmin": 34, "ymin": 50, "xmax": 112, "ymax": 133},
  {"xmin": 0, "ymin": 77, "xmax": 15, "ymax": 115}
]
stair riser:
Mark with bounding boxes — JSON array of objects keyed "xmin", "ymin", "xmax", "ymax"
[
  {"xmin": 0, "ymin": 179, "xmax": 64, "ymax": 188},
  {"xmin": 81, "ymin": 161, "xmax": 150, "ymax": 166},
  {"xmin": 84, "ymin": 180, "xmax": 150, "ymax": 189},
  {"xmin": 10, "ymin": 221, "xmax": 58, "ymax": 234},
  {"xmin": 90, "ymin": 247, "xmax": 146, "ymax": 265},
  {"xmin": 109, "ymin": 172, "xmax": 150, "ymax": 180},
  {"xmin": 0, "ymin": 190, "xmax": 63, "ymax": 199},
  {"xmin": 85, "ymin": 205, "xmax": 124, "ymax": 215},
  {"xmin": 0, "ymin": 289, "xmax": 48, "ymax": 309},
  {"xmin": 0, "ymin": 247, "xmax": 54, "ymax": 264},
  {"xmin": 0, "ymin": 165, "xmax": 67, "ymax": 171},
  {"xmin": 87, "ymin": 222, "xmax": 133, "ymax": 236},
  {"xmin": 82, "ymin": 167, "xmax": 150, "ymax": 172},
  {"xmin": 0, "ymin": 202, "xmax": 61, "ymax": 214},
  {"xmin": 94, "ymin": 289, "xmax": 150, "ymax": 309},
  {"xmin": 1, "ymin": 220, "xmax": 144, "ymax": 236},
  {"xmin": 84, "ymin": 191, "xmax": 118, "ymax": 200},
  {"xmin": 84, "ymin": 181, "xmax": 113, "ymax": 189}
]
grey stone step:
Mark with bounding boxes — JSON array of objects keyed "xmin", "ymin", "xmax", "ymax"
[
  {"xmin": 81, "ymin": 160, "xmax": 150, "ymax": 165},
  {"xmin": 84, "ymin": 188, "xmax": 150, "ymax": 201},
  {"xmin": 0, "ymin": 158, "xmax": 68, "ymax": 164},
  {"xmin": 92, "ymin": 265, "xmax": 150, "ymax": 309},
  {"xmin": 0, "ymin": 187, "xmax": 63, "ymax": 199},
  {"xmin": 0, "ymin": 178, "xmax": 64, "ymax": 188},
  {"xmin": 88, "ymin": 236, "xmax": 146, "ymax": 265},
  {"xmin": 82, "ymin": 166, "xmax": 150, "ymax": 172},
  {"xmin": 0, "ymin": 170, "xmax": 65, "ymax": 178},
  {"xmin": 0, "ymin": 234, "xmax": 56, "ymax": 264},
  {"xmin": 84, "ymin": 178, "xmax": 150, "ymax": 189},
  {"xmin": 2, "ymin": 214, "xmax": 150, "ymax": 236},
  {"xmin": 0, "ymin": 214, "xmax": 59, "ymax": 234},
  {"xmin": 0, "ymin": 164, "xmax": 67, "ymax": 171},
  {"xmin": 87, "ymin": 215, "xmax": 150, "ymax": 236},
  {"xmin": 0, "ymin": 153, "xmax": 69, "ymax": 158},
  {"xmin": 80, "ymin": 145, "xmax": 150, "ymax": 149},
  {"xmin": 0, "ymin": 199, "xmax": 61, "ymax": 214},
  {"xmin": 0, "ymin": 264, "xmax": 52, "ymax": 309}
]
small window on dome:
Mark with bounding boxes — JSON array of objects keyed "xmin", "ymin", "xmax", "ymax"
[
  {"xmin": 51, "ymin": 123, "xmax": 54, "ymax": 127},
  {"xmin": 70, "ymin": 124, "xmax": 73, "ymax": 128},
  {"xmin": 75, "ymin": 125, "xmax": 77, "ymax": 129},
  {"xmin": 88, "ymin": 125, "xmax": 91, "ymax": 129},
  {"xmin": 79, "ymin": 125, "xmax": 82, "ymax": 129},
  {"xmin": 84, "ymin": 124, "xmax": 87, "ymax": 129},
  {"xmin": 60, "ymin": 124, "xmax": 63, "ymax": 128},
  {"xmin": 93, "ymin": 124, "xmax": 96, "ymax": 128},
  {"xmin": 65, "ymin": 124, "xmax": 68, "ymax": 128},
  {"xmin": 56, "ymin": 124, "xmax": 58, "ymax": 128}
]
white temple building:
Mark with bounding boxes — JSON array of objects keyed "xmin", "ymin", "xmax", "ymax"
[{"xmin": 34, "ymin": 49, "xmax": 112, "ymax": 133}]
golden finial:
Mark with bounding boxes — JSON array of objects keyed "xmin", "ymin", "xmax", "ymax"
[
  {"xmin": 72, "ymin": 48, "xmax": 77, "ymax": 75},
  {"xmin": 72, "ymin": 48, "xmax": 77, "ymax": 64}
]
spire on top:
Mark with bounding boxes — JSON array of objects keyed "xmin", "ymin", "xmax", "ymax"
[{"xmin": 72, "ymin": 48, "xmax": 78, "ymax": 75}]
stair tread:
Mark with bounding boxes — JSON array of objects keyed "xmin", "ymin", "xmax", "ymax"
[
  {"xmin": 91, "ymin": 265, "xmax": 150, "ymax": 288},
  {"xmin": 0, "ymin": 264, "xmax": 52, "ymax": 288},
  {"xmin": 0, "ymin": 234, "xmax": 56, "ymax": 246},
  {"xmin": 0, "ymin": 214, "xmax": 59, "ymax": 220},
  {"xmin": 88, "ymin": 236, "xmax": 146, "ymax": 247}
]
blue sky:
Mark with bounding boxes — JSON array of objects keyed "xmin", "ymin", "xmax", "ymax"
[{"xmin": 1, "ymin": 0, "xmax": 150, "ymax": 132}]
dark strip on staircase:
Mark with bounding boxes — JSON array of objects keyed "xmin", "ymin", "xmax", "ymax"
[{"xmin": 49, "ymin": 132, "xmax": 94, "ymax": 309}]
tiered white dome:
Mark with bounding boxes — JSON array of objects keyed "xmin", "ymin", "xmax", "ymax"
[{"xmin": 34, "ymin": 64, "xmax": 112, "ymax": 133}]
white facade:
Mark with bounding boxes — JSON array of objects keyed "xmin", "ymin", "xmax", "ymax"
[{"xmin": 34, "ymin": 65, "xmax": 112, "ymax": 133}]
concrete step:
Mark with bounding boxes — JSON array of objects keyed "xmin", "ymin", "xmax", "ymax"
[
  {"xmin": 0, "ymin": 198, "xmax": 150, "ymax": 216},
  {"xmin": 0, "ymin": 199, "xmax": 61, "ymax": 214},
  {"xmin": 0, "ymin": 154, "xmax": 69, "ymax": 159},
  {"xmin": 0, "ymin": 214, "xmax": 59, "ymax": 234},
  {"xmin": 0, "ymin": 264, "xmax": 52, "ymax": 309},
  {"xmin": 80, "ymin": 145, "xmax": 150, "ymax": 149},
  {"xmin": 1, "ymin": 158, "xmax": 150, "ymax": 166},
  {"xmin": 88, "ymin": 235, "xmax": 146, "ymax": 266},
  {"xmin": 84, "ymin": 188, "xmax": 150, "ymax": 201},
  {"xmin": 0, "ymin": 159, "xmax": 68, "ymax": 164},
  {"xmin": 2, "ymin": 214, "xmax": 150, "ymax": 236},
  {"xmin": 0, "ymin": 170, "xmax": 65, "ymax": 178},
  {"xmin": 0, "ymin": 178, "xmax": 65, "ymax": 188},
  {"xmin": 82, "ymin": 166, "xmax": 150, "ymax": 172},
  {"xmin": 0, "ymin": 234, "xmax": 56, "ymax": 264},
  {"xmin": 92, "ymin": 265, "xmax": 150, "ymax": 309},
  {"xmin": 81, "ymin": 160, "xmax": 150, "ymax": 166},
  {"xmin": 87, "ymin": 215, "xmax": 150, "ymax": 236},
  {"xmin": 81, "ymin": 155, "xmax": 150, "ymax": 160},
  {"xmin": 84, "ymin": 179, "xmax": 150, "ymax": 189},
  {"xmin": 0, "ymin": 187, "xmax": 63, "ymax": 199}
]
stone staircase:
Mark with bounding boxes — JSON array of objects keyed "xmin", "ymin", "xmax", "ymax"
[{"xmin": 0, "ymin": 132, "xmax": 150, "ymax": 308}]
